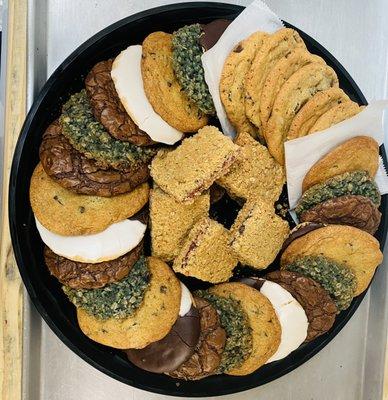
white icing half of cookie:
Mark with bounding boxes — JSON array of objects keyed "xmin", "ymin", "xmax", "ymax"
[
  {"xmin": 111, "ymin": 45, "xmax": 183, "ymax": 145},
  {"xmin": 260, "ymin": 280, "xmax": 308, "ymax": 362},
  {"xmin": 179, "ymin": 282, "xmax": 192, "ymax": 317},
  {"xmin": 36, "ymin": 218, "xmax": 146, "ymax": 264}
]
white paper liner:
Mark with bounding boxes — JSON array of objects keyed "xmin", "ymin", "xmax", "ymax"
[
  {"xmin": 201, "ymin": 0, "xmax": 284, "ymax": 138},
  {"xmin": 285, "ymin": 100, "xmax": 388, "ymax": 209}
]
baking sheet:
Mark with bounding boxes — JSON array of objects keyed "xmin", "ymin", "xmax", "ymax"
[{"xmin": 20, "ymin": 0, "xmax": 388, "ymax": 399}]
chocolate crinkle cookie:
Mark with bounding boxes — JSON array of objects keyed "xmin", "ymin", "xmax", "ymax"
[
  {"xmin": 265, "ymin": 270, "xmax": 338, "ymax": 341},
  {"xmin": 85, "ymin": 59, "xmax": 154, "ymax": 145},
  {"xmin": 167, "ymin": 296, "xmax": 227, "ymax": 380},
  {"xmin": 44, "ymin": 241, "xmax": 143, "ymax": 289},
  {"xmin": 39, "ymin": 120, "xmax": 150, "ymax": 197}
]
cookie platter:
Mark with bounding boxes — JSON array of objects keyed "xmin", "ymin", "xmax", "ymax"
[{"xmin": 9, "ymin": 2, "xmax": 388, "ymax": 398}]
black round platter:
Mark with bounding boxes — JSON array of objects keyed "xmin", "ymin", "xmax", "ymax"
[{"xmin": 9, "ymin": 2, "xmax": 388, "ymax": 397}]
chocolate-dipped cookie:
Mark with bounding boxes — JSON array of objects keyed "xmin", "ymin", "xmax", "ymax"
[
  {"xmin": 200, "ymin": 19, "xmax": 231, "ymax": 51},
  {"xmin": 168, "ymin": 296, "xmax": 226, "ymax": 380},
  {"xmin": 39, "ymin": 120, "xmax": 150, "ymax": 197},
  {"xmin": 265, "ymin": 270, "xmax": 337, "ymax": 341},
  {"xmin": 126, "ymin": 305, "xmax": 200, "ymax": 373}
]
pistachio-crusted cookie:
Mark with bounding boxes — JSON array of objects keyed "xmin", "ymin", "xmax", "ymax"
[
  {"xmin": 173, "ymin": 217, "xmax": 238, "ymax": 283},
  {"xmin": 210, "ymin": 283, "xmax": 281, "ymax": 375},
  {"xmin": 196, "ymin": 290, "xmax": 252, "ymax": 374},
  {"xmin": 287, "ymin": 88, "xmax": 350, "ymax": 140},
  {"xmin": 283, "ymin": 255, "xmax": 356, "ymax": 310},
  {"xmin": 63, "ymin": 256, "xmax": 150, "ymax": 319},
  {"xmin": 217, "ymin": 131, "xmax": 285, "ymax": 203},
  {"xmin": 296, "ymin": 170, "xmax": 380, "ymax": 218},
  {"xmin": 85, "ymin": 59, "xmax": 153, "ymax": 145},
  {"xmin": 150, "ymin": 126, "xmax": 241, "ymax": 203},
  {"xmin": 220, "ymin": 31, "xmax": 268, "ymax": 136},
  {"xmin": 230, "ymin": 199, "xmax": 290, "ymax": 269},
  {"xmin": 142, "ymin": 32, "xmax": 208, "ymax": 132},
  {"xmin": 302, "ymin": 136, "xmax": 379, "ymax": 192},
  {"xmin": 77, "ymin": 257, "xmax": 181, "ymax": 349},
  {"xmin": 150, "ymin": 187, "xmax": 210, "ymax": 262},
  {"xmin": 265, "ymin": 63, "xmax": 338, "ymax": 165},
  {"xmin": 245, "ymin": 28, "xmax": 306, "ymax": 133},
  {"xmin": 30, "ymin": 163, "xmax": 149, "ymax": 236},
  {"xmin": 280, "ymin": 225, "xmax": 383, "ymax": 296},
  {"xmin": 172, "ymin": 24, "xmax": 215, "ymax": 115},
  {"xmin": 259, "ymin": 48, "xmax": 324, "ymax": 129},
  {"xmin": 309, "ymin": 101, "xmax": 362, "ymax": 134},
  {"xmin": 39, "ymin": 120, "xmax": 150, "ymax": 197},
  {"xmin": 60, "ymin": 90, "xmax": 156, "ymax": 171}
]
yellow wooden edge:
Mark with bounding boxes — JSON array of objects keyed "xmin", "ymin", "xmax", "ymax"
[{"xmin": 0, "ymin": 1, "xmax": 28, "ymax": 400}]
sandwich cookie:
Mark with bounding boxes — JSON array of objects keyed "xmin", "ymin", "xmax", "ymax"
[
  {"xmin": 85, "ymin": 59, "xmax": 153, "ymax": 145},
  {"xmin": 210, "ymin": 283, "xmax": 281, "ymax": 375},
  {"xmin": 141, "ymin": 32, "xmax": 208, "ymax": 132},
  {"xmin": 60, "ymin": 90, "xmax": 156, "ymax": 171},
  {"xmin": 265, "ymin": 270, "xmax": 337, "ymax": 341},
  {"xmin": 280, "ymin": 225, "xmax": 383, "ymax": 296},
  {"xmin": 167, "ymin": 296, "xmax": 227, "ymax": 380},
  {"xmin": 64, "ymin": 256, "xmax": 150, "ymax": 320},
  {"xmin": 39, "ymin": 120, "xmax": 150, "ymax": 197},
  {"xmin": 37, "ymin": 217, "xmax": 146, "ymax": 264},
  {"xmin": 126, "ymin": 283, "xmax": 201, "ymax": 373},
  {"xmin": 111, "ymin": 45, "xmax": 183, "ymax": 145},
  {"xmin": 30, "ymin": 163, "xmax": 149, "ymax": 236},
  {"xmin": 77, "ymin": 257, "xmax": 181, "ymax": 349},
  {"xmin": 44, "ymin": 240, "xmax": 143, "ymax": 289}
]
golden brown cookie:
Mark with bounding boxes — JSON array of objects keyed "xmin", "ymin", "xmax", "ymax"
[
  {"xmin": 220, "ymin": 31, "xmax": 268, "ymax": 137},
  {"xmin": 245, "ymin": 28, "xmax": 306, "ymax": 135},
  {"xmin": 150, "ymin": 126, "xmax": 242, "ymax": 203},
  {"xmin": 141, "ymin": 32, "xmax": 208, "ymax": 132},
  {"xmin": 302, "ymin": 136, "xmax": 379, "ymax": 192},
  {"xmin": 150, "ymin": 186, "xmax": 210, "ymax": 262},
  {"xmin": 217, "ymin": 131, "xmax": 285, "ymax": 203},
  {"xmin": 287, "ymin": 88, "xmax": 350, "ymax": 140},
  {"xmin": 259, "ymin": 48, "xmax": 324, "ymax": 130},
  {"xmin": 264, "ymin": 63, "xmax": 338, "ymax": 165},
  {"xmin": 77, "ymin": 257, "xmax": 181, "ymax": 349},
  {"xmin": 230, "ymin": 198, "xmax": 290, "ymax": 269},
  {"xmin": 280, "ymin": 225, "xmax": 383, "ymax": 296},
  {"xmin": 30, "ymin": 163, "xmax": 149, "ymax": 236},
  {"xmin": 173, "ymin": 217, "xmax": 238, "ymax": 283},
  {"xmin": 210, "ymin": 283, "xmax": 281, "ymax": 376},
  {"xmin": 309, "ymin": 101, "xmax": 363, "ymax": 133}
]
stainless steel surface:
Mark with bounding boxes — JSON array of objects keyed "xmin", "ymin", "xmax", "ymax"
[{"xmin": 22, "ymin": 1, "xmax": 388, "ymax": 399}]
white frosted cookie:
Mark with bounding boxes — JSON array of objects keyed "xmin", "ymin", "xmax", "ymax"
[{"xmin": 36, "ymin": 218, "xmax": 146, "ymax": 263}]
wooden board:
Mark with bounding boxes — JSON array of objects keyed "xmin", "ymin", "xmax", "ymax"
[{"xmin": 0, "ymin": 1, "xmax": 27, "ymax": 400}]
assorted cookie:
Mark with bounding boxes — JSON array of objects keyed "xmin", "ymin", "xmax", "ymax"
[{"xmin": 28, "ymin": 19, "xmax": 385, "ymax": 383}]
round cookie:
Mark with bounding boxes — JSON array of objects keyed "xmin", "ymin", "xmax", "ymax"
[
  {"xmin": 287, "ymin": 88, "xmax": 350, "ymax": 140},
  {"xmin": 168, "ymin": 296, "xmax": 227, "ymax": 380},
  {"xmin": 280, "ymin": 225, "xmax": 383, "ymax": 296},
  {"xmin": 299, "ymin": 195, "xmax": 381, "ymax": 235},
  {"xmin": 44, "ymin": 240, "xmax": 143, "ymax": 289},
  {"xmin": 85, "ymin": 59, "xmax": 153, "ymax": 145},
  {"xmin": 141, "ymin": 32, "xmax": 208, "ymax": 132},
  {"xmin": 302, "ymin": 136, "xmax": 379, "ymax": 192},
  {"xmin": 264, "ymin": 63, "xmax": 338, "ymax": 165},
  {"xmin": 259, "ymin": 48, "xmax": 324, "ymax": 130},
  {"xmin": 265, "ymin": 270, "xmax": 337, "ymax": 341},
  {"xmin": 296, "ymin": 170, "xmax": 381, "ymax": 218},
  {"xmin": 39, "ymin": 120, "xmax": 150, "ymax": 197},
  {"xmin": 220, "ymin": 31, "xmax": 268, "ymax": 136},
  {"xmin": 30, "ymin": 163, "xmax": 149, "ymax": 236},
  {"xmin": 210, "ymin": 283, "xmax": 281, "ymax": 376},
  {"xmin": 60, "ymin": 90, "xmax": 156, "ymax": 171},
  {"xmin": 77, "ymin": 257, "xmax": 181, "ymax": 349},
  {"xmin": 309, "ymin": 100, "xmax": 362, "ymax": 134},
  {"xmin": 245, "ymin": 28, "xmax": 306, "ymax": 133}
]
